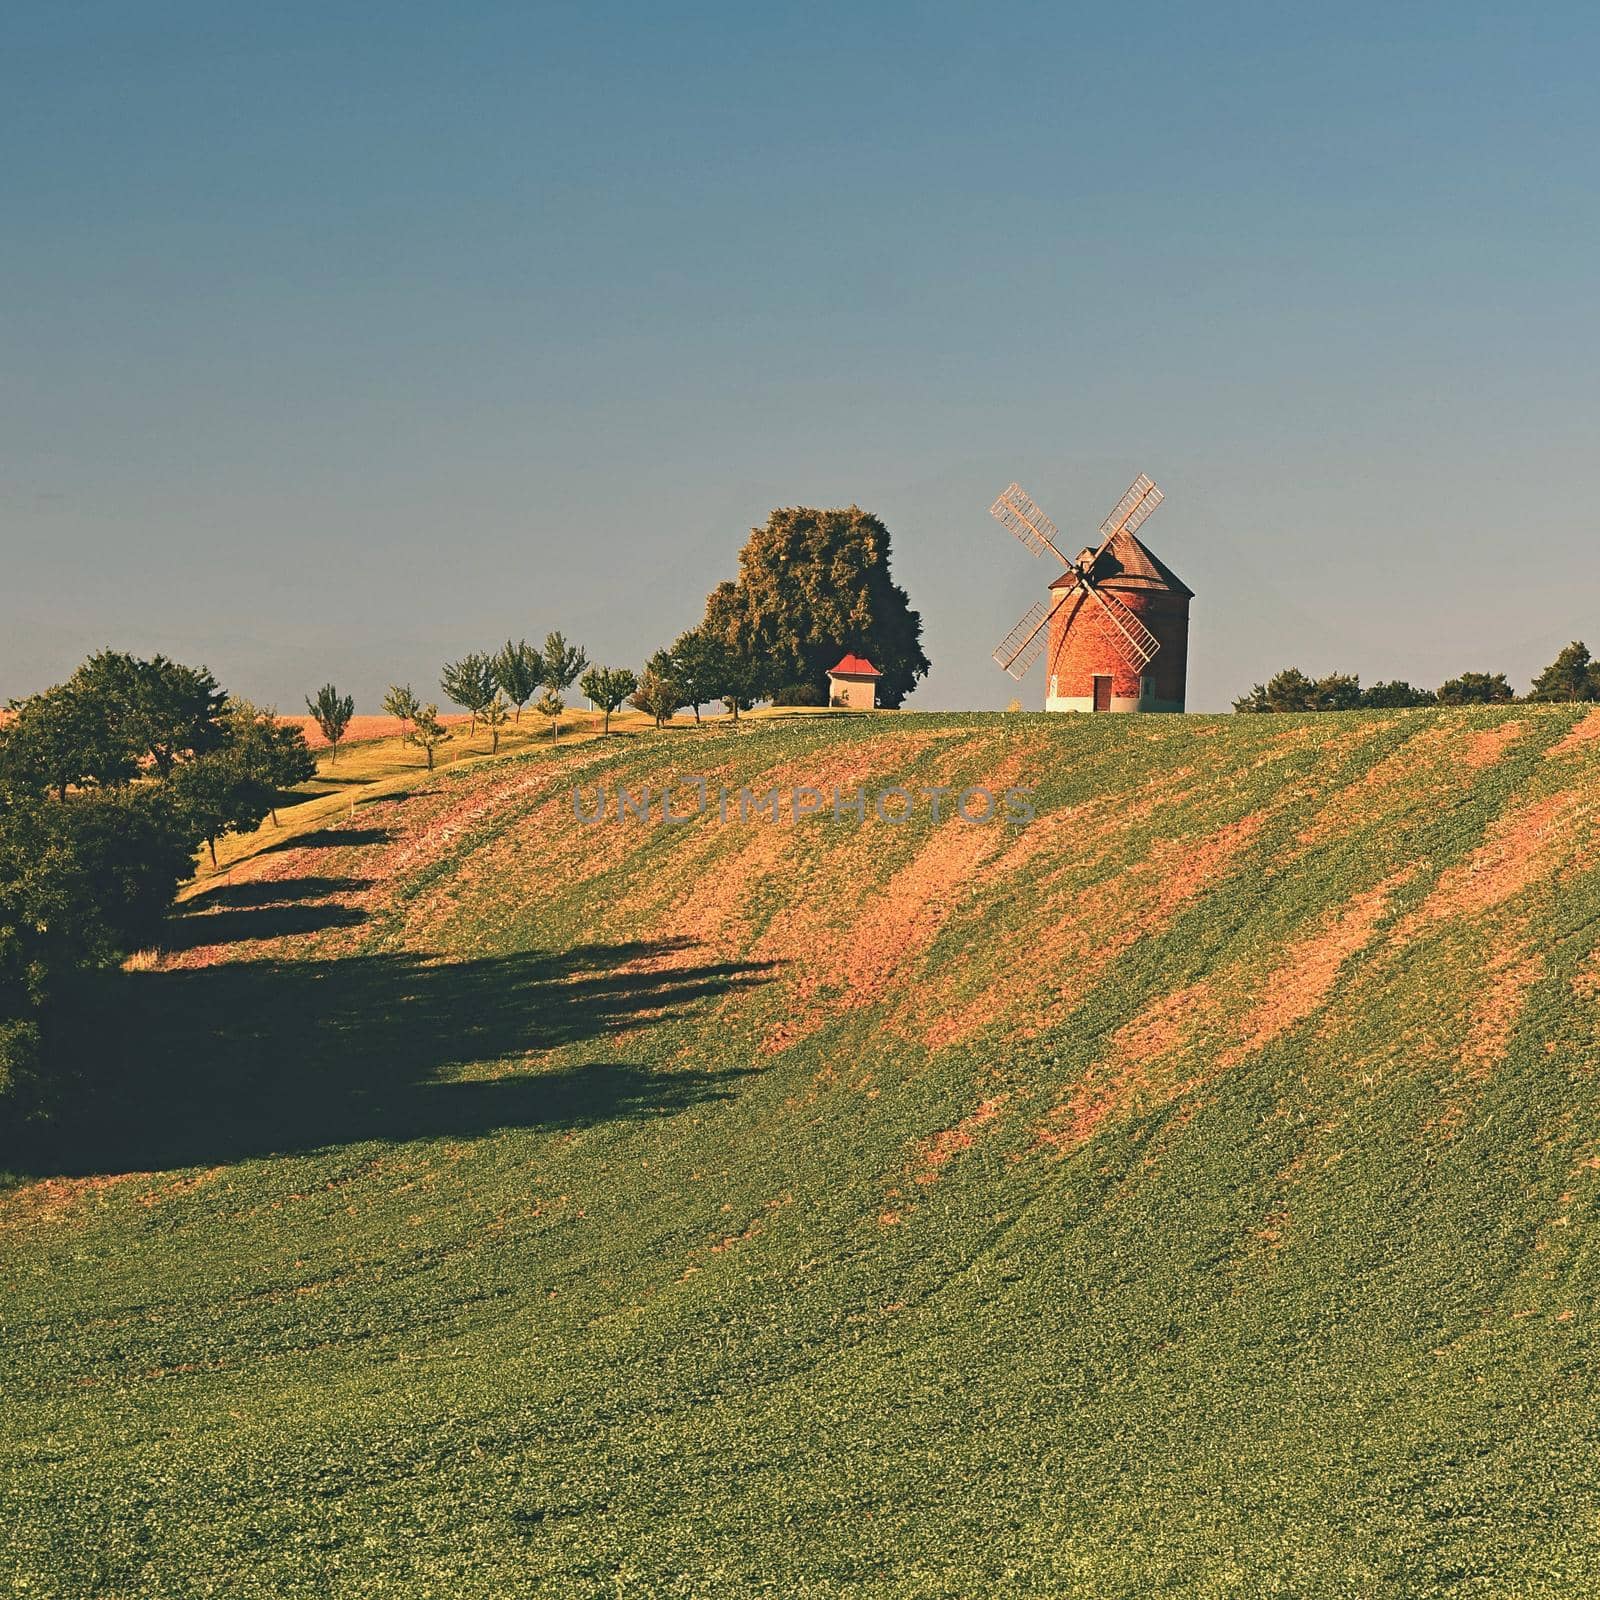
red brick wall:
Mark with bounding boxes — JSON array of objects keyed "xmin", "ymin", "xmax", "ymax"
[{"xmin": 1045, "ymin": 585, "xmax": 1190, "ymax": 709}]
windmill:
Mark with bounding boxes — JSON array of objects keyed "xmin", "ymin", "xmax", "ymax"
[{"xmin": 989, "ymin": 474, "xmax": 1192, "ymax": 713}]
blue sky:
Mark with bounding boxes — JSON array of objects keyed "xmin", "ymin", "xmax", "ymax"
[{"xmin": 3, "ymin": 1, "xmax": 1596, "ymax": 711}]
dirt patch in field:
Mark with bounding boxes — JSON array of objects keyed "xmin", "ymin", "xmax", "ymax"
[
  {"xmin": 1219, "ymin": 867, "xmax": 1416, "ymax": 1069},
  {"xmin": 841, "ymin": 819, "xmax": 1006, "ymax": 1005},
  {"xmin": 0, "ymin": 1172, "xmax": 148, "ymax": 1229},
  {"xmin": 984, "ymin": 765, "xmax": 1202, "ymax": 882},
  {"xmin": 1397, "ymin": 789, "xmax": 1591, "ymax": 934},
  {"xmin": 1035, "ymin": 980, "xmax": 1221, "ymax": 1156},
  {"xmin": 1032, "ymin": 866, "xmax": 1412, "ymax": 1157},
  {"xmin": 1460, "ymin": 932, "xmax": 1544, "ymax": 1079},
  {"xmin": 923, "ymin": 811, "xmax": 1264, "ymax": 1049},
  {"xmin": 1113, "ymin": 978, "xmax": 1221, "ymax": 1064},
  {"xmin": 724, "ymin": 743, "xmax": 1045, "ymax": 1052},
  {"xmin": 913, "ymin": 1095, "xmax": 1009, "ymax": 1184},
  {"xmin": 1463, "ymin": 722, "xmax": 1527, "ymax": 768},
  {"xmin": 1294, "ymin": 723, "xmax": 1474, "ymax": 850},
  {"xmin": 1576, "ymin": 947, "xmax": 1600, "ymax": 1001},
  {"xmin": 647, "ymin": 733, "xmax": 984, "ymax": 961},
  {"xmin": 1547, "ymin": 709, "xmax": 1600, "ymax": 759}
]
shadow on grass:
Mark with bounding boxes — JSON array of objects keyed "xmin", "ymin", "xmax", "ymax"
[
  {"xmin": 185, "ymin": 876, "xmax": 374, "ymax": 910},
  {"xmin": 25, "ymin": 938, "xmax": 778, "ymax": 1175},
  {"xmin": 159, "ymin": 902, "xmax": 370, "ymax": 952},
  {"xmin": 165, "ymin": 874, "xmax": 374, "ymax": 949},
  {"xmin": 260, "ymin": 826, "xmax": 394, "ymax": 853}
]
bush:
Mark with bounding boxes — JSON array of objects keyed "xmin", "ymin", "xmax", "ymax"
[
  {"xmin": 0, "ymin": 785, "xmax": 200, "ymax": 1130},
  {"xmin": 772, "ymin": 683, "xmax": 826, "ymax": 707}
]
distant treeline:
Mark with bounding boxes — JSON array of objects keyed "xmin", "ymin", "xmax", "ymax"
[{"xmin": 1234, "ymin": 641, "xmax": 1599, "ymax": 713}]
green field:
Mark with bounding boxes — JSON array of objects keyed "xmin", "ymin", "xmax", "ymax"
[{"xmin": 6, "ymin": 706, "xmax": 1600, "ymax": 1597}]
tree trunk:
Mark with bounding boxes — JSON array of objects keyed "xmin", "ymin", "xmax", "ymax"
[
  {"xmin": 208, "ymin": 837, "xmax": 217, "ymax": 867},
  {"xmin": 427, "ymin": 746, "xmax": 435, "ymax": 772},
  {"xmin": 271, "ymin": 807, "xmax": 280, "ymax": 827}
]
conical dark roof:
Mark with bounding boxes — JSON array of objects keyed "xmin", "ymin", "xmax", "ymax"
[{"xmin": 1049, "ymin": 528, "xmax": 1192, "ymax": 597}]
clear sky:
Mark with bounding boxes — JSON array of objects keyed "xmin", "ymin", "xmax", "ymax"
[{"xmin": 4, "ymin": 1, "xmax": 1597, "ymax": 712}]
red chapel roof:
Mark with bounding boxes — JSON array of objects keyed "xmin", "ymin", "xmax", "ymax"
[{"xmin": 828, "ymin": 654, "xmax": 881, "ymax": 678}]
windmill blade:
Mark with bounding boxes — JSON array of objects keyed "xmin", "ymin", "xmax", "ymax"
[
  {"xmin": 990, "ymin": 484, "xmax": 1070, "ymax": 566},
  {"xmin": 1090, "ymin": 473, "xmax": 1164, "ymax": 565},
  {"xmin": 992, "ymin": 598, "xmax": 1057, "ymax": 679},
  {"xmin": 1084, "ymin": 582, "xmax": 1162, "ymax": 671}
]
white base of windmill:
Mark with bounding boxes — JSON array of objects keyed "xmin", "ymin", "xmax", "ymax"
[{"xmin": 1045, "ymin": 677, "xmax": 1183, "ymax": 714}]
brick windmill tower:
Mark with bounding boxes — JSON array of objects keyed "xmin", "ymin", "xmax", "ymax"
[{"xmin": 989, "ymin": 473, "xmax": 1192, "ymax": 712}]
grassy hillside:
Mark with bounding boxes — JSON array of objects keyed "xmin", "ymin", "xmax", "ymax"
[{"xmin": 6, "ymin": 706, "xmax": 1600, "ymax": 1597}]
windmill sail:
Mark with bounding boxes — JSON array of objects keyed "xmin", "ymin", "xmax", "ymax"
[
  {"xmin": 992, "ymin": 600, "xmax": 1055, "ymax": 678},
  {"xmin": 1098, "ymin": 474, "xmax": 1163, "ymax": 543},
  {"xmin": 990, "ymin": 484, "xmax": 1068, "ymax": 564}
]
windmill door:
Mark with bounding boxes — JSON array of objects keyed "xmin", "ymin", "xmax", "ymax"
[{"xmin": 1092, "ymin": 675, "xmax": 1112, "ymax": 712}]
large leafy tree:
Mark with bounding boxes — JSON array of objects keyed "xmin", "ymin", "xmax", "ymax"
[
  {"xmin": 0, "ymin": 683, "xmax": 134, "ymax": 798},
  {"xmin": 224, "ymin": 701, "xmax": 316, "ymax": 826},
  {"xmin": 1528, "ymin": 641, "xmax": 1599, "ymax": 703},
  {"xmin": 1, "ymin": 765, "xmax": 200, "ymax": 1123},
  {"xmin": 705, "ymin": 507, "xmax": 928, "ymax": 707},
  {"xmin": 706, "ymin": 632, "xmax": 757, "ymax": 722},
  {"xmin": 73, "ymin": 651, "xmax": 227, "ymax": 777},
  {"xmin": 170, "ymin": 749, "xmax": 265, "ymax": 869}
]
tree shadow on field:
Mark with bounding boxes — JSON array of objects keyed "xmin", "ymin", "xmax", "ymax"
[
  {"xmin": 160, "ymin": 875, "xmax": 373, "ymax": 950},
  {"xmin": 184, "ymin": 876, "xmax": 374, "ymax": 910},
  {"xmin": 28, "ymin": 938, "xmax": 779, "ymax": 1176},
  {"xmin": 261, "ymin": 825, "xmax": 393, "ymax": 853}
]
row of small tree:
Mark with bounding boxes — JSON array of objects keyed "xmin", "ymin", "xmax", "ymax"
[
  {"xmin": 1233, "ymin": 642, "xmax": 1600, "ymax": 713},
  {"xmin": 295, "ymin": 634, "xmax": 653, "ymax": 771},
  {"xmin": 302, "ymin": 628, "xmax": 762, "ymax": 770}
]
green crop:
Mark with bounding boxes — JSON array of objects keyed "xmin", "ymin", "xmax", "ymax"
[{"xmin": 4, "ymin": 706, "xmax": 1599, "ymax": 1597}]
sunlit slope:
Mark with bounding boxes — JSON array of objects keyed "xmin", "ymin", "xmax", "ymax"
[{"xmin": 6, "ymin": 706, "xmax": 1600, "ymax": 1598}]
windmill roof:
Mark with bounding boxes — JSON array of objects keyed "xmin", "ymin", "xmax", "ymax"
[
  {"xmin": 1049, "ymin": 528, "xmax": 1193, "ymax": 597},
  {"xmin": 828, "ymin": 653, "xmax": 882, "ymax": 678}
]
